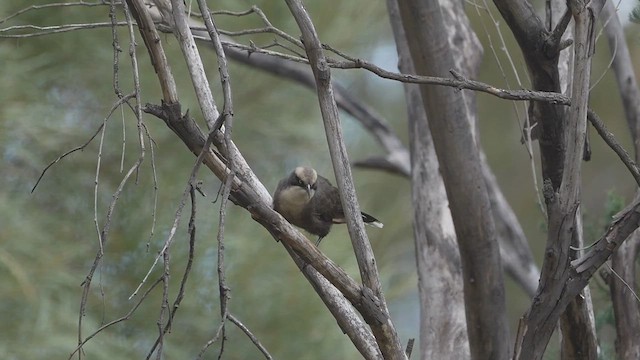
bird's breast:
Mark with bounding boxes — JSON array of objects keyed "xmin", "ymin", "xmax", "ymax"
[{"xmin": 274, "ymin": 186, "xmax": 311, "ymax": 223}]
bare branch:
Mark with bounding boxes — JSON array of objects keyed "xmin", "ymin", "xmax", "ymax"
[
  {"xmin": 0, "ymin": 22, "xmax": 124, "ymax": 38},
  {"xmin": 602, "ymin": 0, "xmax": 640, "ymax": 159},
  {"xmin": 194, "ymin": 1, "xmax": 237, "ymax": 358},
  {"xmin": 514, "ymin": 1, "xmax": 603, "ymax": 357},
  {"xmin": 32, "ymin": 123, "xmax": 104, "ymax": 193},
  {"xmin": 0, "ymin": 1, "xmax": 109, "ymax": 25},
  {"xmin": 601, "ymin": 3, "xmax": 640, "ymax": 358},
  {"xmin": 69, "ymin": 277, "xmax": 164, "ymax": 360},
  {"xmin": 168, "ymin": 0, "xmax": 219, "ymax": 129},
  {"xmin": 145, "ymin": 183, "xmax": 199, "ymax": 358},
  {"xmin": 587, "ymin": 109, "xmax": 640, "ymax": 186},
  {"xmin": 228, "ymin": 314, "xmax": 274, "ymax": 360},
  {"xmin": 126, "ymin": 0, "xmax": 179, "ymax": 103},
  {"xmin": 284, "ymin": 0, "xmax": 405, "ymax": 358},
  {"xmin": 281, "ymin": 243, "xmax": 382, "ymax": 360},
  {"xmin": 143, "ymin": 101, "xmax": 389, "ymax": 337}
]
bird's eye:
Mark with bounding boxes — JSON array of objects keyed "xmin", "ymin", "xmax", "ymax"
[{"xmin": 297, "ymin": 178, "xmax": 304, "ymax": 186}]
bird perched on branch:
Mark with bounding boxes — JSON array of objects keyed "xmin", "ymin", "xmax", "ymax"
[{"xmin": 273, "ymin": 166, "xmax": 383, "ymax": 245}]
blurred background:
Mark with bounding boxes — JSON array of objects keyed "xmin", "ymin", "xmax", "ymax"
[{"xmin": 1, "ymin": 0, "xmax": 639, "ymax": 358}]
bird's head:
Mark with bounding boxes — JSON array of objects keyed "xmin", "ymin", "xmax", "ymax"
[{"xmin": 291, "ymin": 166, "xmax": 318, "ymax": 199}]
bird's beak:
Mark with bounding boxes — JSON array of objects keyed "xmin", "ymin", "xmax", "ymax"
[{"xmin": 306, "ymin": 184, "xmax": 315, "ymax": 199}]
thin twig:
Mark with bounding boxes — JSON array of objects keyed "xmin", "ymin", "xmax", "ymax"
[
  {"xmin": 0, "ymin": 22, "xmax": 129, "ymax": 37},
  {"xmin": 589, "ymin": 33, "xmax": 617, "ymax": 92},
  {"xmin": 32, "ymin": 123, "xmax": 101, "ymax": 193},
  {"xmin": 474, "ymin": 0, "xmax": 546, "ymax": 217},
  {"xmin": 77, "ymin": 157, "xmax": 145, "ymax": 358},
  {"xmin": 0, "ymin": 1, "xmax": 111, "ymax": 25},
  {"xmin": 110, "ymin": 1, "xmax": 126, "ymax": 173},
  {"xmin": 30, "ymin": 92, "xmax": 133, "ymax": 195},
  {"xmin": 606, "ymin": 262, "xmax": 640, "ymax": 304},
  {"xmin": 195, "ymin": 1, "xmax": 236, "ymax": 358},
  {"xmin": 69, "ymin": 277, "xmax": 163, "ymax": 360},
  {"xmin": 144, "ymin": 122, "xmax": 160, "ymax": 251},
  {"xmin": 228, "ymin": 314, "xmax": 273, "ymax": 360},
  {"xmin": 156, "ymin": 242, "xmax": 170, "ymax": 359},
  {"xmin": 197, "ymin": 310, "xmax": 229, "ymax": 359},
  {"xmin": 587, "ymin": 109, "xmax": 640, "ymax": 186},
  {"xmin": 93, "ymin": 108, "xmax": 108, "ymax": 255},
  {"xmin": 145, "ymin": 180, "xmax": 200, "ymax": 359}
]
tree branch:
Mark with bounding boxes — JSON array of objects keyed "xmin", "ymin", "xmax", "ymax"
[
  {"xmin": 386, "ymin": 0, "xmax": 471, "ymax": 358},
  {"xmin": 397, "ymin": 1, "xmax": 510, "ymax": 359},
  {"xmin": 514, "ymin": 1, "xmax": 603, "ymax": 358},
  {"xmin": 601, "ymin": 2, "xmax": 640, "ymax": 358},
  {"xmin": 284, "ymin": 1, "xmax": 405, "ymax": 359}
]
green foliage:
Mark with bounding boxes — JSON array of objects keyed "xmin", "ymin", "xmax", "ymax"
[
  {"xmin": 584, "ymin": 190, "xmax": 627, "ymax": 245},
  {"xmin": 585, "ymin": 190, "xmax": 627, "ymax": 360},
  {"xmin": 631, "ymin": 0, "xmax": 640, "ymax": 23},
  {"xmin": 604, "ymin": 190, "xmax": 626, "ymax": 220},
  {"xmin": 3, "ymin": 0, "xmax": 639, "ymax": 358},
  {"xmin": 0, "ymin": 1, "xmax": 411, "ymax": 359}
]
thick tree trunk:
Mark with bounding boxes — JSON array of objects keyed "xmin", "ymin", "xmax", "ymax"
[
  {"xmin": 395, "ymin": 1, "xmax": 509, "ymax": 359},
  {"xmin": 386, "ymin": 2, "xmax": 470, "ymax": 358}
]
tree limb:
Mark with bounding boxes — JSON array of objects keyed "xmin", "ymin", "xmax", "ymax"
[
  {"xmin": 601, "ymin": 2, "xmax": 640, "ymax": 358},
  {"xmin": 514, "ymin": 1, "xmax": 603, "ymax": 358},
  {"xmin": 130, "ymin": 2, "xmax": 391, "ymax": 358},
  {"xmin": 397, "ymin": 1, "xmax": 510, "ymax": 359},
  {"xmin": 284, "ymin": 0, "xmax": 405, "ymax": 358}
]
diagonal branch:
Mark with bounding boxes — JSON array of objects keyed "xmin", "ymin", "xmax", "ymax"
[
  {"xmin": 123, "ymin": 2, "xmax": 387, "ymax": 358},
  {"xmin": 284, "ymin": 1, "xmax": 405, "ymax": 359}
]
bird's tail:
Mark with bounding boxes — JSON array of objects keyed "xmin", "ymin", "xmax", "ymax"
[{"xmin": 361, "ymin": 212, "xmax": 384, "ymax": 228}]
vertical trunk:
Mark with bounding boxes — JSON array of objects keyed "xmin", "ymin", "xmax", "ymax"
[
  {"xmin": 601, "ymin": 3, "xmax": 640, "ymax": 359},
  {"xmin": 549, "ymin": 1, "xmax": 598, "ymax": 358},
  {"xmin": 610, "ymin": 231, "xmax": 640, "ymax": 360},
  {"xmin": 513, "ymin": 1, "xmax": 603, "ymax": 358},
  {"xmin": 395, "ymin": 1, "xmax": 509, "ymax": 359},
  {"xmin": 386, "ymin": 2, "xmax": 470, "ymax": 358}
]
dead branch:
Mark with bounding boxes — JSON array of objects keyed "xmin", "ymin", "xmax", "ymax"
[{"xmin": 286, "ymin": 1, "xmax": 405, "ymax": 358}]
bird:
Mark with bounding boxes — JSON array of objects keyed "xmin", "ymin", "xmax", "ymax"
[{"xmin": 273, "ymin": 166, "xmax": 383, "ymax": 245}]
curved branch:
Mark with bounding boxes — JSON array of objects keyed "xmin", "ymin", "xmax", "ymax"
[{"xmin": 284, "ymin": 0, "xmax": 405, "ymax": 359}]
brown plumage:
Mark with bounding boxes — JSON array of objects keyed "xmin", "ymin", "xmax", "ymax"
[{"xmin": 273, "ymin": 166, "xmax": 383, "ymax": 245}]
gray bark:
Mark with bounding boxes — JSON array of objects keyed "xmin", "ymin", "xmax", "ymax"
[
  {"xmin": 512, "ymin": 1, "xmax": 604, "ymax": 359},
  {"xmin": 154, "ymin": 0, "xmax": 542, "ymax": 301},
  {"xmin": 609, "ymin": 231, "xmax": 640, "ymax": 360},
  {"xmin": 548, "ymin": 2, "xmax": 598, "ymax": 358},
  {"xmin": 396, "ymin": 1, "xmax": 510, "ymax": 359},
  {"xmin": 135, "ymin": 1, "xmax": 399, "ymax": 358},
  {"xmin": 284, "ymin": 1, "xmax": 405, "ymax": 359},
  {"xmin": 386, "ymin": 0, "xmax": 470, "ymax": 358},
  {"xmin": 602, "ymin": 2, "xmax": 640, "ymax": 359}
]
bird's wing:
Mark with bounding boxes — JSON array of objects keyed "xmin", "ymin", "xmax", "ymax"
[
  {"xmin": 272, "ymin": 178, "xmax": 287, "ymax": 209},
  {"xmin": 313, "ymin": 176, "xmax": 345, "ymax": 223}
]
